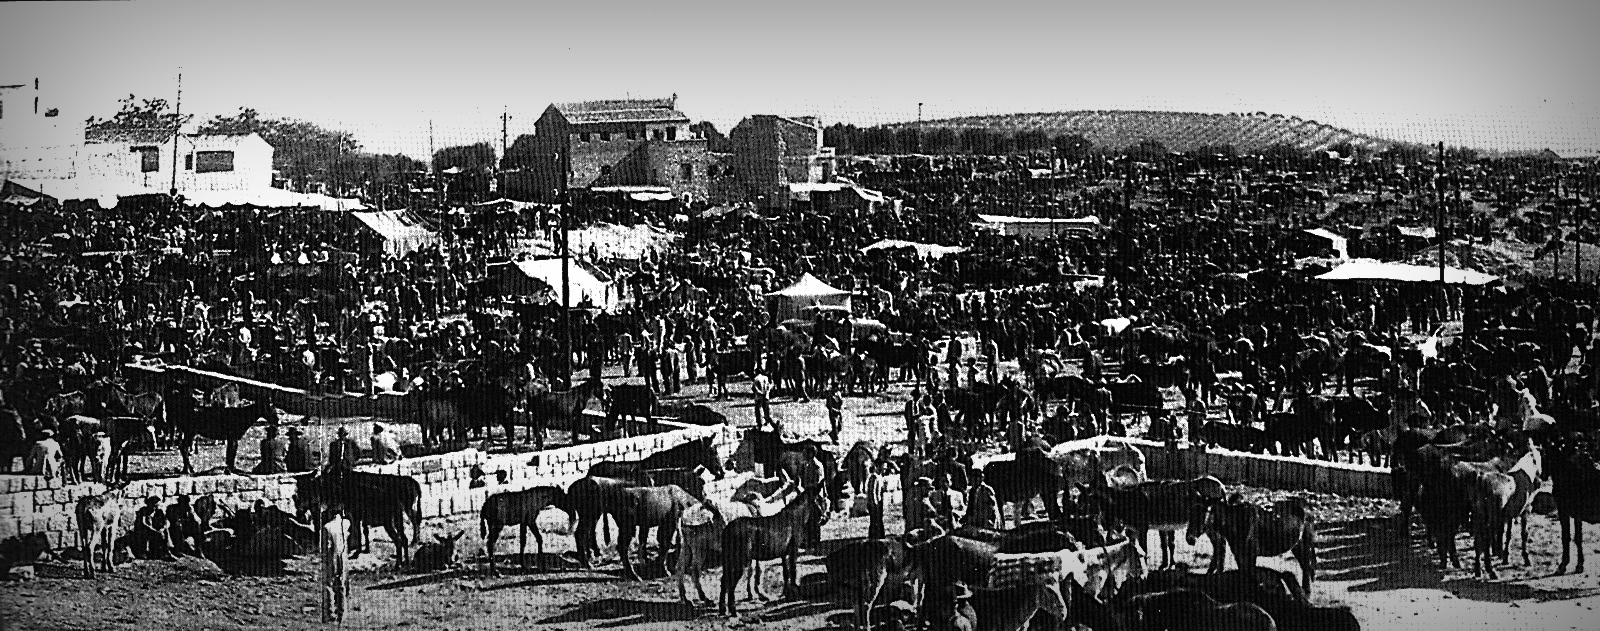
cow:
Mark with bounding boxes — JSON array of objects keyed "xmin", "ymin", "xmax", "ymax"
[
  {"xmin": 294, "ymin": 470, "xmax": 422, "ymax": 564},
  {"xmin": 76, "ymin": 481, "xmax": 129, "ymax": 578},
  {"xmin": 480, "ymin": 486, "xmax": 567, "ymax": 574}
]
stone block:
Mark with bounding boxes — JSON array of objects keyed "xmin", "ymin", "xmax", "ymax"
[{"xmin": 0, "ymin": 518, "xmax": 15, "ymax": 539}]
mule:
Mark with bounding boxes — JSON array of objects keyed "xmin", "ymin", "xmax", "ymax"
[
  {"xmin": 588, "ymin": 437, "xmax": 725, "ymax": 481},
  {"xmin": 984, "ymin": 445, "xmax": 1063, "ymax": 527},
  {"xmin": 1087, "ymin": 475, "xmax": 1225, "ymax": 570},
  {"xmin": 824, "ymin": 537, "xmax": 921, "ymax": 631},
  {"xmin": 165, "ymin": 385, "xmax": 276, "ymax": 475},
  {"xmin": 481, "ymin": 486, "xmax": 567, "ymax": 574},
  {"xmin": 718, "ymin": 484, "xmax": 830, "ymax": 615},
  {"xmin": 614, "ymin": 484, "xmax": 698, "ymax": 581},
  {"xmin": 607, "ymin": 384, "xmax": 658, "ymax": 437},
  {"xmin": 1196, "ymin": 494, "xmax": 1317, "ymax": 593},
  {"xmin": 527, "ymin": 378, "xmax": 605, "ymax": 448}
]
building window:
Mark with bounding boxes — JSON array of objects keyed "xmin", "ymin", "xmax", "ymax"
[
  {"xmin": 627, "ymin": 129, "xmax": 638, "ymax": 141},
  {"xmin": 708, "ymin": 165, "xmax": 720, "ymax": 178},
  {"xmin": 679, "ymin": 163, "xmax": 693, "ymax": 181},
  {"xmin": 185, "ymin": 153, "xmax": 193, "ymax": 170},
  {"xmin": 600, "ymin": 165, "xmax": 612, "ymax": 177},
  {"xmin": 132, "ymin": 146, "xmax": 161, "ymax": 173},
  {"xmin": 652, "ymin": 129, "xmax": 664, "ymax": 141},
  {"xmin": 600, "ymin": 132, "xmax": 611, "ymax": 141},
  {"xmin": 194, "ymin": 150, "xmax": 235, "ymax": 173},
  {"xmin": 666, "ymin": 126, "xmax": 677, "ymax": 141},
  {"xmin": 579, "ymin": 132, "xmax": 591, "ymax": 143}
]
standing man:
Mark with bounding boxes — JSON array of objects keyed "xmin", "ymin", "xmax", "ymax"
[
  {"xmin": 946, "ymin": 336, "xmax": 964, "ymax": 389},
  {"xmin": 326, "ymin": 426, "xmax": 360, "ymax": 472},
  {"xmin": 826, "ymin": 388, "xmax": 845, "ymax": 444},
  {"xmin": 319, "ymin": 505, "xmax": 351, "ymax": 623},
  {"xmin": 285, "ymin": 427, "xmax": 316, "ymax": 473},
  {"xmin": 617, "ymin": 328, "xmax": 635, "ymax": 378},
  {"xmin": 254, "ymin": 425, "xmax": 288, "ymax": 474},
  {"xmin": 751, "ymin": 369, "xmax": 774, "ymax": 431},
  {"xmin": 28, "ymin": 428, "xmax": 62, "ymax": 480},
  {"xmin": 964, "ymin": 468, "xmax": 1001, "ymax": 530},
  {"xmin": 984, "ymin": 335, "xmax": 1000, "ymax": 386}
]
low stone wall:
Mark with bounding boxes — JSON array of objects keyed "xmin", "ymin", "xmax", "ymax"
[
  {"xmin": 1074, "ymin": 436, "xmax": 1394, "ymax": 497},
  {"xmin": 0, "ymin": 419, "xmax": 741, "ymax": 551}
]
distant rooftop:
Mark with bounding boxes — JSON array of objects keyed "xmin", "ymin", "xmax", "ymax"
[
  {"xmin": 85, "ymin": 127, "xmax": 177, "ymax": 144},
  {"xmin": 552, "ymin": 97, "xmax": 688, "ymax": 124}
]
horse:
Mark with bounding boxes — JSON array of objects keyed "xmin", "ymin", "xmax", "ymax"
[
  {"xmin": 613, "ymin": 484, "xmax": 699, "ymax": 580},
  {"xmin": 588, "ymin": 436, "xmax": 727, "ymax": 481},
  {"xmin": 606, "ymin": 384, "xmax": 658, "ymax": 437},
  {"xmin": 164, "ymin": 385, "xmax": 277, "ymax": 475},
  {"xmin": 563, "ymin": 476, "xmax": 636, "ymax": 568},
  {"xmin": 527, "ymin": 378, "xmax": 605, "ymax": 448},
  {"xmin": 480, "ymin": 486, "xmax": 567, "ymax": 574},
  {"xmin": 1086, "ymin": 475, "xmax": 1225, "ymax": 570},
  {"xmin": 718, "ymin": 484, "xmax": 830, "ymax": 615},
  {"xmin": 983, "ymin": 444, "xmax": 1063, "ymax": 528},
  {"xmin": 734, "ymin": 429, "xmax": 838, "ymax": 487},
  {"xmin": 1195, "ymin": 494, "xmax": 1317, "ymax": 593}
]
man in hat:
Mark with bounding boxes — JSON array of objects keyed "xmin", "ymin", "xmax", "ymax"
[
  {"xmin": 130, "ymin": 496, "xmax": 174, "ymax": 561},
  {"xmin": 28, "ymin": 428, "xmax": 62, "ymax": 479},
  {"xmin": 370, "ymin": 423, "xmax": 401, "ymax": 464},
  {"xmin": 326, "ymin": 426, "xmax": 360, "ymax": 472},
  {"xmin": 254, "ymin": 425, "xmax": 288, "ymax": 474},
  {"xmin": 964, "ymin": 468, "xmax": 1001, "ymax": 530},
  {"xmin": 940, "ymin": 581, "xmax": 978, "ymax": 631},
  {"xmin": 165, "ymin": 495, "xmax": 205, "ymax": 558},
  {"xmin": 285, "ymin": 427, "xmax": 315, "ymax": 473},
  {"xmin": 751, "ymin": 369, "xmax": 774, "ymax": 431}
]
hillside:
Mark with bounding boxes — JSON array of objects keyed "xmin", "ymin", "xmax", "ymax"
[{"xmin": 883, "ymin": 110, "xmax": 1399, "ymax": 154}]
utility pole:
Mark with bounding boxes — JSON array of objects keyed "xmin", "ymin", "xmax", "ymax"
[
  {"xmin": 500, "ymin": 107, "xmax": 510, "ymax": 194},
  {"xmin": 917, "ymin": 103, "xmax": 924, "ymax": 154},
  {"xmin": 1437, "ymin": 142, "xmax": 1445, "ymax": 285},
  {"xmin": 170, "ymin": 72, "xmax": 183, "ymax": 198}
]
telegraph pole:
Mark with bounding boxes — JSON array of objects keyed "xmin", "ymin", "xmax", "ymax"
[
  {"xmin": 1437, "ymin": 142, "xmax": 1445, "ymax": 285},
  {"xmin": 170, "ymin": 72, "xmax": 183, "ymax": 198},
  {"xmin": 500, "ymin": 107, "xmax": 510, "ymax": 194}
]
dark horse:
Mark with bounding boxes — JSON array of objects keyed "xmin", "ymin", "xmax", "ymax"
[
  {"xmin": 294, "ymin": 470, "xmax": 423, "ymax": 564},
  {"xmin": 607, "ymin": 384, "xmax": 658, "ymax": 436},
  {"xmin": 718, "ymin": 483, "xmax": 831, "ymax": 615},
  {"xmin": 527, "ymin": 378, "xmax": 606, "ymax": 448},
  {"xmin": 588, "ymin": 436, "xmax": 727, "ymax": 481},
  {"xmin": 736, "ymin": 429, "xmax": 837, "ymax": 489},
  {"xmin": 165, "ymin": 385, "xmax": 277, "ymax": 475},
  {"xmin": 1193, "ymin": 494, "xmax": 1318, "ymax": 594}
]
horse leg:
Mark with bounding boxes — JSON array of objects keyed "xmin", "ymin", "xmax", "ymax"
[
  {"xmin": 783, "ymin": 550, "xmax": 799, "ymax": 600},
  {"xmin": 1160, "ymin": 531, "xmax": 1176, "ymax": 569},
  {"xmin": 1576, "ymin": 519, "xmax": 1586, "ymax": 574},
  {"xmin": 179, "ymin": 435, "xmax": 194, "ymax": 475},
  {"xmin": 1206, "ymin": 533, "xmax": 1227, "ymax": 574},
  {"xmin": 618, "ymin": 520, "xmax": 639, "ymax": 581}
]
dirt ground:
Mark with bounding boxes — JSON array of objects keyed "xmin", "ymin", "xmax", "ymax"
[{"xmin": 8, "ymin": 367, "xmax": 1600, "ymax": 630}]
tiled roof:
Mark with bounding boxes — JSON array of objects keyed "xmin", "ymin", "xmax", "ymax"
[
  {"xmin": 553, "ymin": 98, "xmax": 688, "ymax": 124},
  {"xmin": 85, "ymin": 127, "xmax": 177, "ymax": 144}
]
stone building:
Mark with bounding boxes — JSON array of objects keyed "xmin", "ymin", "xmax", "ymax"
[
  {"xmin": 728, "ymin": 114, "xmax": 834, "ymax": 209},
  {"xmin": 507, "ymin": 96, "xmax": 714, "ymax": 203}
]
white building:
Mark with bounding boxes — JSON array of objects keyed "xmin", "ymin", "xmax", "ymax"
[
  {"xmin": 80, "ymin": 129, "xmax": 272, "ymax": 193},
  {"xmin": 0, "ymin": 79, "xmax": 78, "ymax": 179}
]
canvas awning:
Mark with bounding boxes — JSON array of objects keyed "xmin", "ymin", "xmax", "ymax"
[
  {"xmin": 182, "ymin": 188, "xmax": 367, "ymax": 211},
  {"xmin": 349, "ymin": 210, "xmax": 440, "ymax": 257},
  {"xmin": 860, "ymin": 239, "xmax": 967, "ymax": 259},
  {"xmin": 494, "ymin": 258, "xmax": 616, "ymax": 310},
  {"xmin": 1315, "ymin": 260, "xmax": 1498, "ymax": 285}
]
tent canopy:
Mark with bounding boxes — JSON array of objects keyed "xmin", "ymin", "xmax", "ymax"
[
  {"xmin": 1315, "ymin": 259, "xmax": 1498, "ymax": 285},
  {"xmin": 861, "ymin": 239, "xmax": 967, "ymax": 259},
  {"xmin": 976, "ymin": 214, "xmax": 1101, "ymax": 238},
  {"xmin": 350, "ymin": 210, "xmax": 439, "ymax": 257},
  {"xmin": 493, "ymin": 258, "xmax": 616, "ymax": 310},
  {"xmin": 766, "ymin": 272, "xmax": 851, "ymax": 322},
  {"xmin": 185, "ymin": 188, "xmax": 366, "ymax": 211}
]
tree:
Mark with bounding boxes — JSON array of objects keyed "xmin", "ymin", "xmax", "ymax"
[
  {"xmin": 925, "ymin": 128, "xmax": 959, "ymax": 154},
  {"xmin": 823, "ymin": 123, "xmax": 859, "ymax": 154},
  {"xmin": 85, "ymin": 94, "xmax": 192, "ymax": 134},
  {"xmin": 1015, "ymin": 130, "xmax": 1050, "ymax": 154},
  {"xmin": 1052, "ymin": 133, "xmax": 1094, "ymax": 159},
  {"xmin": 197, "ymin": 108, "xmax": 362, "ymax": 191},
  {"xmin": 960, "ymin": 128, "xmax": 996, "ymax": 155},
  {"xmin": 860, "ymin": 127, "xmax": 900, "ymax": 155},
  {"xmin": 1379, "ymin": 143, "xmax": 1433, "ymax": 165},
  {"xmin": 1259, "ymin": 142, "xmax": 1307, "ymax": 163},
  {"xmin": 895, "ymin": 128, "xmax": 923, "ymax": 154},
  {"xmin": 1122, "ymin": 140, "xmax": 1168, "ymax": 162},
  {"xmin": 433, "ymin": 142, "xmax": 496, "ymax": 175}
]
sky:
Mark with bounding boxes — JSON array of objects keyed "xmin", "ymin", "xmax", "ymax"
[{"xmin": 3, "ymin": 0, "xmax": 1598, "ymax": 161}]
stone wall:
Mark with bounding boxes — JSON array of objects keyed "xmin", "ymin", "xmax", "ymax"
[{"xmin": 0, "ymin": 420, "xmax": 742, "ymax": 552}]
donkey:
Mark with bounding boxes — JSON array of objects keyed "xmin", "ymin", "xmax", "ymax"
[{"xmin": 718, "ymin": 484, "xmax": 830, "ymax": 615}]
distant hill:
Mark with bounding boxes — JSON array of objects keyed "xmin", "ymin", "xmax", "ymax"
[{"xmin": 882, "ymin": 110, "xmax": 1400, "ymax": 154}]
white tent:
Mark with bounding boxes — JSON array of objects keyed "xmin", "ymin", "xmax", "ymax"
[
  {"xmin": 860, "ymin": 239, "xmax": 967, "ymax": 259},
  {"xmin": 766, "ymin": 272, "xmax": 852, "ymax": 322},
  {"xmin": 499, "ymin": 258, "xmax": 617, "ymax": 310},
  {"xmin": 349, "ymin": 210, "xmax": 440, "ymax": 257},
  {"xmin": 1315, "ymin": 259, "xmax": 1498, "ymax": 285},
  {"xmin": 183, "ymin": 188, "xmax": 367, "ymax": 211},
  {"xmin": 975, "ymin": 214, "xmax": 1101, "ymax": 238},
  {"xmin": 1301, "ymin": 228, "xmax": 1350, "ymax": 259}
]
